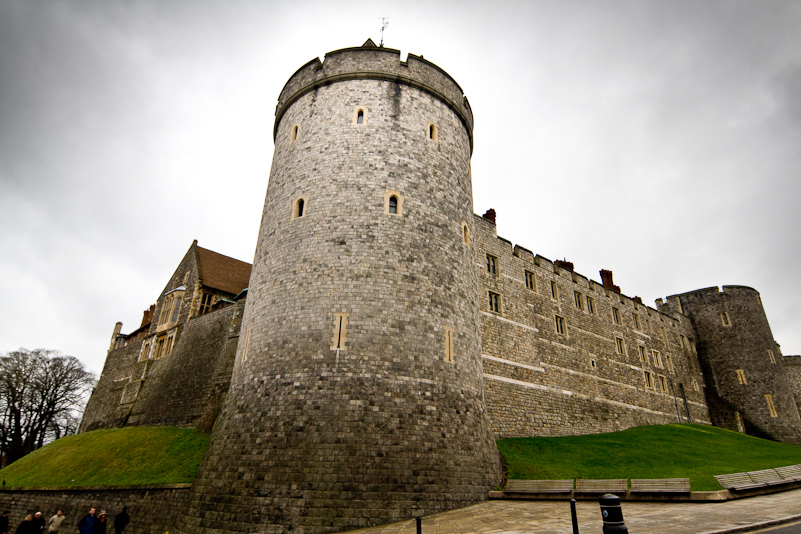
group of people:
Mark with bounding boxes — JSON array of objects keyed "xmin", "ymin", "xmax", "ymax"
[{"xmin": 0, "ymin": 507, "xmax": 129, "ymax": 534}]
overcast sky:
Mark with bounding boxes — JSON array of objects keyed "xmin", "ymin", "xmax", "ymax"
[{"xmin": 2, "ymin": 0, "xmax": 800, "ymax": 376}]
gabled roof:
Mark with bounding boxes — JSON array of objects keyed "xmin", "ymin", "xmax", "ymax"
[{"xmin": 195, "ymin": 246, "xmax": 252, "ymax": 296}]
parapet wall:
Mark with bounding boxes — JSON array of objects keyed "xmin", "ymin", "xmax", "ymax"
[{"xmin": 473, "ymin": 215, "xmax": 711, "ymax": 438}]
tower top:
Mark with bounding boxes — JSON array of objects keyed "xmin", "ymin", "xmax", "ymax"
[{"xmin": 274, "ymin": 42, "xmax": 474, "ymax": 151}]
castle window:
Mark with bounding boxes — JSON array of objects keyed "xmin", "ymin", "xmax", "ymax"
[
  {"xmin": 765, "ymin": 394, "xmax": 778, "ymax": 417},
  {"xmin": 692, "ymin": 379, "xmax": 699, "ymax": 392},
  {"xmin": 140, "ymin": 339, "xmax": 152, "ymax": 362},
  {"xmin": 590, "ymin": 359, "xmax": 597, "ymax": 368},
  {"xmin": 462, "ymin": 222, "xmax": 470, "ymax": 246},
  {"xmin": 525, "ymin": 271, "xmax": 536, "ymax": 290},
  {"xmin": 486, "ymin": 254, "xmax": 497, "ymax": 275},
  {"xmin": 653, "ymin": 350, "xmax": 663, "ymax": 368},
  {"xmin": 153, "ymin": 335, "xmax": 167, "ymax": 359},
  {"xmin": 291, "ymin": 124, "xmax": 299, "ymax": 142},
  {"xmin": 443, "ymin": 327, "xmax": 455, "ymax": 363},
  {"xmin": 638, "ymin": 345, "xmax": 648, "ymax": 364},
  {"xmin": 555, "ymin": 315, "xmax": 566, "ymax": 336},
  {"xmin": 658, "ymin": 375, "xmax": 668, "ymax": 393},
  {"xmin": 767, "ymin": 350, "xmax": 776, "ymax": 364},
  {"xmin": 331, "ymin": 313, "xmax": 349, "ymax": 351},
  {"xmin": 612, "ymin": 307, "xmax": 621, "ymax": 324},
  {"xmin": 383, "ymin": 190, "xmax": 404, "ymax": 216},
  {"xmin": 736, "ymin": 369, "xmax": 747, "ymax": 384},
  {"xmin": 615, "ymin": 337, "xmax": 625, "ymax": 355},
  {"xmin": 586, "ymin": 296, "xmax": 595, "ymax": 314},
  {"xmin": 665, "ymin": 354, "xmax": 674, "ymax": 373},
  {"xmin": 199, "ymin": 293, "xmax": 214, "ymax": 316},
  {"xmin": 292, "ymin": 196, "xmax": 307, "ymax": 219},
  {"xmin": 170, "ymin": 296, "xmax": 182, "ymax": 324},
  {"xmin": 680, "ymin": 335, "xmax": 688, "ymax": 350},
  {"xmin": 633, "ymin": 313, "xmax": 641, "ymax": 330},
  {"xmin": 574, "ymin": 291, "xmax": 583, "ymax": 310},
  {"xmin": 427, "ymin": 123, "xmax": 438, "ymax": 141},
  {"xmin": 241, "ymin": 327, "xmax": 252, "ymax": 362},
  {"xmin": 489, "ymin": 292, "xmax": 501, "ymax": 313},
  {"xmin": 721, "ymin": 312, "xmax": 731, "ymax": 326},
  {"xmin": 551, "ymin": 280, "xmax": 559, "ymax": 300},
  {"xmin": 644, "ymin": 371, "xmax": 655, "ymax": 390},
  {"xmin": 357, "ymin": 110, "xmax": 364, "ymax": 124}
]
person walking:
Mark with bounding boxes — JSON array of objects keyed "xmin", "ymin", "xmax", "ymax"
[
  {"xmin": 45, "ymin": 511, "xmax": 64, "ymax": 534},
  {"xmin": 112, "ymin": 508, "xmax": 128, "ymax": 534},
  {"xmin": 14, "ymin": 515, "xmax": 34, "ymax": 534},
  {"xmin": 1, "ymin": 510, "xmax": 10, "ymax": 534},
  {"xmin": 94, "ymin": 512, "xmax": 107, "ymax": 534},
  {"xmin": 76, "ymin": 508, "xmax": 95, "ymax": 534},
  {"xmin": 31, "ymin": 514, "xmax": 43, "ymax": 534}
]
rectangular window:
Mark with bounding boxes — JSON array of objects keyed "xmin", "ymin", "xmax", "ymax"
[
  {"xmin": 653, "ymin": 350, "xmax": 663, "ymax": 368},
  {"xmin": 170, "ymin": 297, "xmax": 182, "ymax": 324},
  {"xmin": 680, "ymin": 335, "xmax": 688, "ymax": 350},
  {"xmin": 489, "ymin": 292, "xmax": 501, "ymax": 313},
  {"xmin": 331, "ymin": 313, "xmax": 349, "ymax": 350},
  {"xmin": 767, "ymin": 350, "xmax": 776, "ymax": 364},
  {"xmin": 525, "ymin": 270, "xmax": 536, "ymax": 290},
  {"xmin": 486, "ymin": 254, "xmax": 497, "ymax": 275},
  {"xmin": 644, "ymin": 371, "xmax": 654, "ymax": 389},
  {"xmin": 158, "ymin": 295, "xmax": 172, "ymax": 325},
  {"xmin": 659, "ymin": 375, "xmax": 668, "ymax": 393},
  {"xmin": 140, "ymin": 339, "xmax": 152, "ymax": 362},
  {"xmin": 615, "ymin": 337, "xmax": 625, "ymax": 355},
  {"xmin": 612, "ymin": 307, "xmax": 621, "ymax": 324},
  {"xmin": 555, "ymin": 315, "xmax": 566, "ymax": 335},
  {"xmin": 550, "ymin": 280, "xmax": 559, "ymax": 300},
  {"xmin": 586, "ymin": 296, "xmax": 595, "ymax": 314},
  {"xmin": 765, "ymin": 394, "xmax": 778, "ymax": 417},
  {"xmin": 154, "ymin": 336, "xmax": 166, "ymax": 359},
  {"xmin": 199, "ymin": 293, "xmax": 214, "ymax": 316},
  {"xmin": 443, "ymin": 327, "xmax": 455, "ymax": 363},
  {"xmin": 633, "ymin": 313, "xmax": 641, "ymax": 330},
  {"xmin": 241, "ymin": 327, "xmax": 253, "ymax": 361},
  {"xmin": 721, "ymin": 312, "xmax": 731, "ymax": 326},
  {"xmin": 638, "ymin": 345, "xmax": 648, "ymax": 364},
  {"xmin": 574, "ymin": 291, "xmax": 583, "ymax": 310},
  {"xmin": 665, "ymin": 354, "xmax": 674, "ymax": 374},
  {"xmin": 736, "ymin": 369, "xmax": 747, "ymax": 385}
]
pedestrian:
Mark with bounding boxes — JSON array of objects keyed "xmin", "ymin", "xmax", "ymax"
[
  {"xmin": 76, "ymin": 508, "xmax": 95, "ymax": 534},
  {"xmin": 14, "ymin": 515, "xmax": 33, "ymax": 534},
  {"xmin": 31, "ymin": 514, "xmax": 43, "ymax": 534},
  {"xmin": 112, "ymin": 508, "xmax": 128, "ymax": 534},
  {"xmin": 1, "ymin": 510, "xmax": 10, "ymax": 534},
  {"xmin": 94, "ymin": 512, "xmax": 107, "ymax": 534},
  {"xmin": 45, "ymin": 511, "xmax": 64, "ymax": 534}
]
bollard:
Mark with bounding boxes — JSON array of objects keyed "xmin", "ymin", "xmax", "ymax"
[
  {"xmin": 598, "ymin": 494, "xmax": 628, "ymax": 533},
  {"xmin": 416, "ymin": 516, "xmax": 422, "ymax": 534},
  {"xmin": 570, "ymin": 499, "xmax": 580, "ymax": 534}
]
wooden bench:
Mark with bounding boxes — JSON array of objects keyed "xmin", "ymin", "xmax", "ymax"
[
  {"xmin": 776, "ymin": 465, "xmax": 801, "ymax": 482},
  {"xmin": 748, "ymin": 469, "xmax": 788, "ymax": 486},
  {"xmin": 714, "ymin": 473, "xmax": 765, "ymax": 491},
  {"xmin": 505, "ymin": 479, "xmax": 574, "ymax": 493},
  {"xmin": 575, "ymin": 479, "xmax": 628, "ymax": 493},
  {"xmin": 630, "ymin": 478, "xmax": 690, "ymax": 493}
]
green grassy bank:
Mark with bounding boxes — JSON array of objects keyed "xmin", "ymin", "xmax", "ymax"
[
  {"xmin": 0, "ymin": 427, "xmax": 210, "ymax": 488},
  {"xmin": 497, "ymin": 424, "xmax": 801, "ymax": 491}
]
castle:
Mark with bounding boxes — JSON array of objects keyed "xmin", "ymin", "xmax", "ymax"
[{"xmin": 80, "ymin": 40, "xmax": 801, "ymax": 533}]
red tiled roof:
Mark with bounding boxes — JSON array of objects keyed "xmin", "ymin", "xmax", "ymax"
[{"xmin": 195, "ymin": 246, "xmax": 252, "ymax": 296}]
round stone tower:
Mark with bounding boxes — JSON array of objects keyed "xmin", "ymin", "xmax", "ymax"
[
  {"xmin": 179, "ymin": 40, "xmax": 501, "ymax": 534},
  {"xmin": 676, "ymin": 286, "xmax": 801, "ymax": 444}
]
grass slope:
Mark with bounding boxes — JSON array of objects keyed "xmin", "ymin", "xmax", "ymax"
[
  {"xmin": 497, "ymin": 424, "xmax": 801, "ymax": 491},
  {"xmin": 0, "ymin": 427, "xmax": 210, "ymax": 488}
]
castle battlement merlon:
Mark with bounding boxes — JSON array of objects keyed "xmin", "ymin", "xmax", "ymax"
[{"xmin": 274, "ymin": 40, "xmax": 474, "ymax": 150}]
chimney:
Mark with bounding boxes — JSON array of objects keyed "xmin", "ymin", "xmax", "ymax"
[
  {"xmin": 482, "ymin": 209, "xmax": 496, "ymax": 224},
  {"xmin": 600, "ymin": 269, "xmax": 621, "ymax": 293},
  {"xmin": 109, "ymin": 322, "xmax": 123, "ymax": 352},
  {"xmin": 141, "ymin": 304, "xmax": 156, "ymax": 328},
  {"xmin": 554, "ymin": 259, "xmax": 574, "ymax": 272}
]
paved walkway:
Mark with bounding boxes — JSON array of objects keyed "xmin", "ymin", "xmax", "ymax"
[{"xmin": 346, "ymin": 489, "xmax": 801, "ymax": 534}]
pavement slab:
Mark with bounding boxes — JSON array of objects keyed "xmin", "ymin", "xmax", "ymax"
[{"xmin": 344, "ymin": 489, "xmax": 801, "ymax": 534}]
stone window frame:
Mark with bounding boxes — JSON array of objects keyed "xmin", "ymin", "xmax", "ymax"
[
  {"xmin": 488, "ymin": 291, "xmax": 502, "ymax": 314},
  {"xmin": 550, "ymin": 280, "xmax": 559, "ymax": 300},
  {"xmin": 525, "ymin": 270, "xmax": 536, "ymax": 291},
  {"xmin": 426, "ymin": 122, "xmax": 439, "ymax": 142},
  {"xmin": 290, "ymin": 123, "xmax": 299, "ymax": 142},
  {"xmin": 198, "ymin": 292, "xmax": 215, "ymax": 316},
  {"xmin": 765, "ymin": 394, "xmax": 778, "ymax": 417},
  {"xmin": 586, "ymin": 296, "xmax": 596, "ymax": 315},
  {"xmin": 241, "ymin": 327, "xmax": 253, "ymax": 362},
  {"xmin": 767, "ymin": 350, "xmax": 776, "ymax": 364},
  {"xmin": 615, "ymin": 337, "xmax": 626, "ymax": 355},
  {"xmin": 664, "ymin": 354, "xmax": 674, "ymax": 374},
  {"xmin": 139, "ymin": 338, "xmax": 152, "ymax": 362},
  {"xmin": 292, "ymin": 196, "xmax": 308, "ymax": 219},
  {"xmin": 486, "ymin": 254, "xmax": 498, "ymax": 276},
  {"xmin": 612, "ymin": 307, "xmax": 621, "ymax": 325},
  {"xmin": 590, "ymin": 358, "xmax": 597, "ymax": 369},
  {"xmin": 638, "ymin": 345, "xmax": 648, "ymax": 364},
  {"xmin": 461, "ymin": 221, "xmax": 470, "ymax": 246},
  {"xmin": 721, "ymin": 312, "xmax": 732, "ymax": 326},
  {"xmin": 680, "ymin": 335, "xmax": 688, "ymax": 350},
  {"xmin": 383, "ymin": 190, "xmax": 404, "ymax": 216},
  {"xmin": 692, "ymin": 379, "xmax": 699, "ymax": 392},
  {"xmin": 555, "ymin": 315, "xmax": 567, "ymax": 336},
  {"xmin": 331, "ymin": 313, "xmax": 349, "ymax": 351},
  {"xmin": 158, "ymin": 289, "xmax": 185, "ymax": 330},
  {"xmin": 652, "ymin": 349, "xmax": 663, "ymax": 368},
  {"xmin": 658, "ymin": 375, "xmax": 668, "ymax": 393},
  {"xmin": 574, "ymin": 291, "xmax": 583, "ymax": 310},
  {"xmin": 643, "ymin": 370, "xmax": 655, "ymax": 390},
  {"xmin": 736, "ymin": 369, "xmax": 747, "ymax": 385},
  {"xmin": 443, "ymin": 327, "xmax": 455, "ymax": 364},
  {"xmin": 633, "ymin": 313, "xmax": 641, "ymax": 331},
  {"xmin": 352, "ymin": 107, "xmax": 368, "ymax": 125}
]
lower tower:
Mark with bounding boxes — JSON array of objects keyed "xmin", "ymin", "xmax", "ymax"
[{"xmin": 178, "ymin": 41, "xmax": 501, "ymax": 534}]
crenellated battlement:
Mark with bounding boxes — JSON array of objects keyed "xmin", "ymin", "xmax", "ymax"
[{"xmin": 274, "ymin": 39, "xmax": 474, "ymax": 150}]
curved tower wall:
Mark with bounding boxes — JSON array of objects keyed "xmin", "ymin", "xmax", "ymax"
[
  {"xmin": 180, "ymin": 44, "xmax": 501, "ymax": 534},
  {"xmin": 677, "ymin": 286, "xmax": 801, "ymax": 444}
]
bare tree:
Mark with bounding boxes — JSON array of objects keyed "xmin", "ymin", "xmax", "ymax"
[{"xmin": 0, "ymin": 348, "xmax": 96, "ymax": 464}]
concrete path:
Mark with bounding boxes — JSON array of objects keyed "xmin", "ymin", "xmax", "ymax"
[{"xmin": 345, "ymin": 489, "xmax": 801, "ymax": 534}]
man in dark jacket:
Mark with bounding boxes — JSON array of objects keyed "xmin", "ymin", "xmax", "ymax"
[
  {"xmin": 76, "ymin": 508, "xmax": 95, "ymax": 534},
  {"xmin": 112, "ymin": 508, "xmax": 129, "ymax": 534},
  {"xmin": 31, "ymin": 514, "xmax": 43, "ymax": 534}
]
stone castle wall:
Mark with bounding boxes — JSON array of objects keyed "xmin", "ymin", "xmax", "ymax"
[
  {"xmin": 473, "ymin": 215, "xmax": 711, "ymax": 437},
  {"xmin": 784, "ymin": 356, "xmax": 801, "ymax": 414}
]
